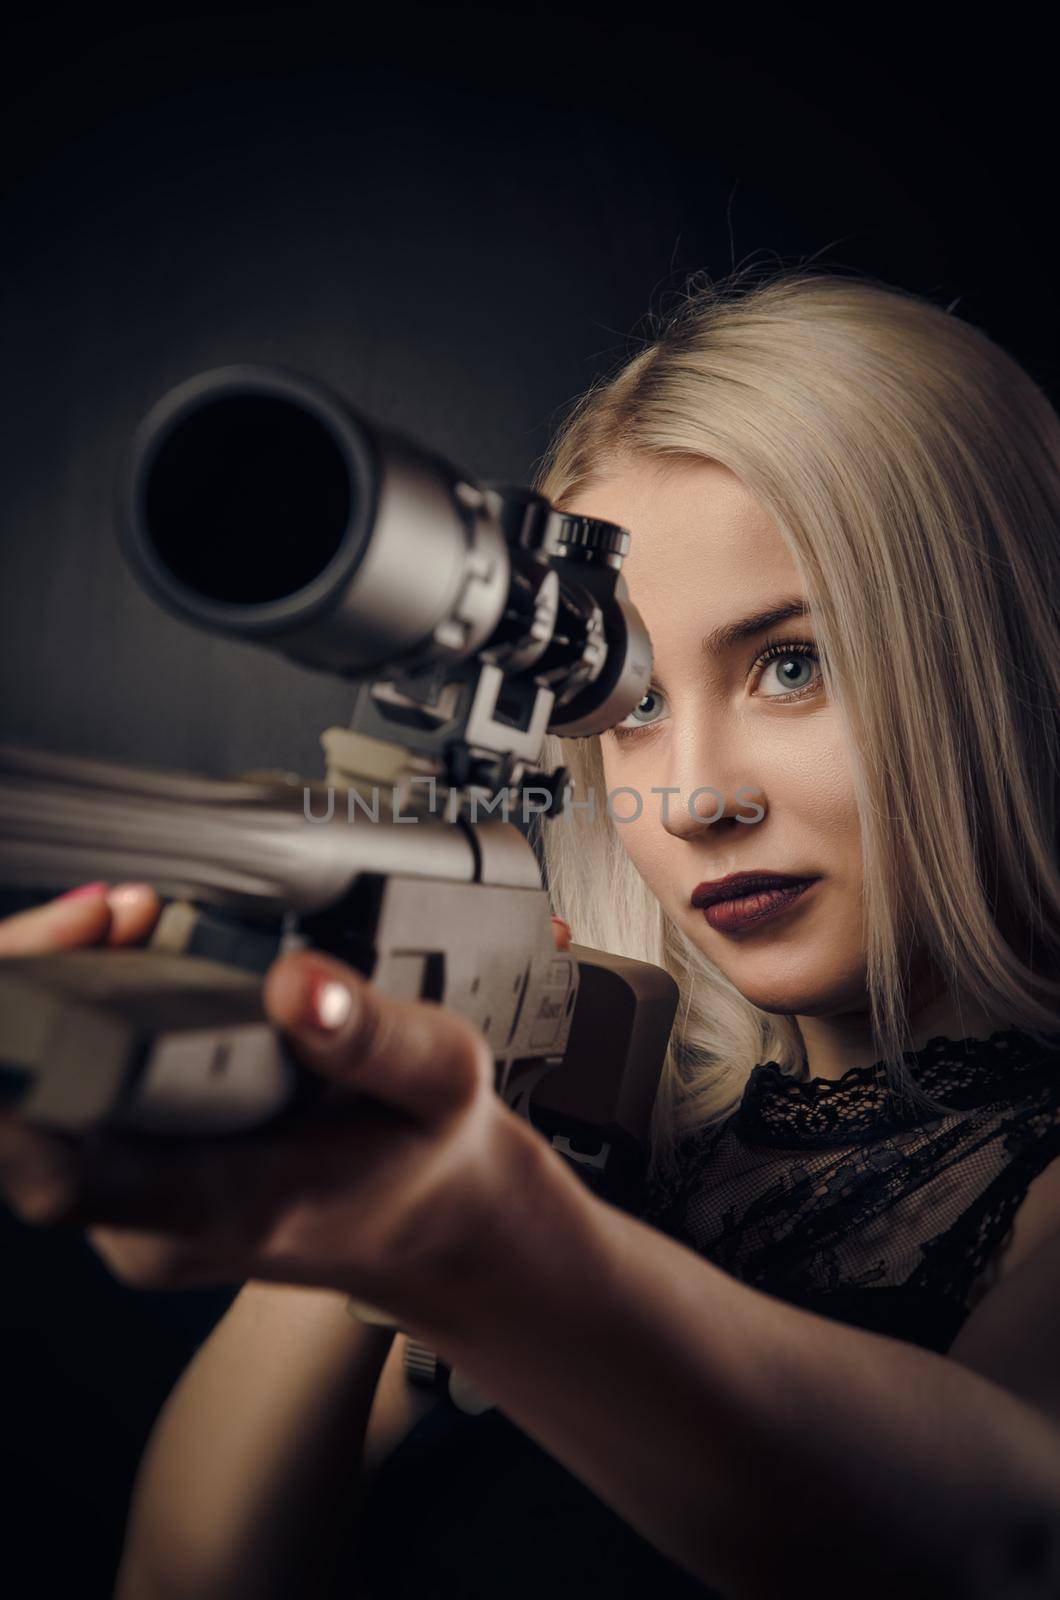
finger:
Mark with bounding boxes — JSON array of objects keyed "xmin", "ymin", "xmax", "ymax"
[
  {"xmin": 0, "ymin": 1119, "xmax": 234, "ymax": 1233},
  {"xmin": 263, "ymin": 950, "xmax": 493, "ymax": 1124},
  {"xmin": 6, "ymin": 1105, "xmax": 414, "ymax": 1240},
  {"xmin": 551, "ymin": 915, "xmax": 572, "ymax": 950},
  {"xmin": 86, "ymin": 1224, "xmax": 236, "ymax": 1290},
  {"xmin": 102, "ymin": 883, "xmax": 162, "ymax": 947},
  {"xmin": 0, "ymin": 1117, "xmax": 81, "ymax": 1224},
  {"xmin": 0, "ymin": 885, "xmax": 112, "ymax": 955}
]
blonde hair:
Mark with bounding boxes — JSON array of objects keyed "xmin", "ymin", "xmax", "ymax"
[{"xmin": 529, "ymin": 262, "xmax": 1060, "ymax": 1184}]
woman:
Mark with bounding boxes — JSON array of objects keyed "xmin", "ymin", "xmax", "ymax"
[{"xmin": 1, "ymin": 265, "xmax": 1059, "ymax": 1599}]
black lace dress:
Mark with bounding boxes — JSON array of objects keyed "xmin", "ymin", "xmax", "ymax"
[{"xmin": 346, "ymin": 1026, "xmax": 1060, "ymax": 1599}]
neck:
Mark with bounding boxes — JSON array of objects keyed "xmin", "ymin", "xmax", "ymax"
[{"xmin": 794, "ymin": 972, "xmax": 1018, "ymax": 1083}]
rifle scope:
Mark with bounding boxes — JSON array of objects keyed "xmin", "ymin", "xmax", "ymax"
[{"xmin": 118, "ymin": 366, "xmax": 651, "ymax": 740}]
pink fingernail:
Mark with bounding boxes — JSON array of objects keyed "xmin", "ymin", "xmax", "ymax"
[
  {"xmin": 106, "ymin": 883, "xmax": 152, "ymax": 908},
  {"xmin": 309, "ymin": 978, "xmax": 354, "ymax": 1032},
  {"xmin": 57, "ymin": 882, "xmax": 109, "ymax": 902}
]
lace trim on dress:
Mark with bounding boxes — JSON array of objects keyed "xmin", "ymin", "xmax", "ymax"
[
  {"xmin": 734, "ymin": 1025, "xmax": 1060, "ymax": 1148},
  {"xmin": 637, "ymin": 1025, "xmax": 1060, "ymax": 1353}
]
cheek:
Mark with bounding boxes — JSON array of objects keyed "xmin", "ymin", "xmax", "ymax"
[
  {"xmin": 608, "ymin": 811, "xmax": 665, "ymax": 885},
  {"xmin": 597, "ymin": 751, "xmax": 666, "ymax": 882},
  {"xmin": 780, "ymin": 728, "xmax": 862, "ymax": 872}
]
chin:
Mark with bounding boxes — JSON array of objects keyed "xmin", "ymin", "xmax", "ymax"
[
  {"xmin": 736, "ymin": 969, "xmax": 872, "ymax": 1016},
  {"xmin": 685, "ymin": 928, "xmax": 868, "ymax": 1014}
]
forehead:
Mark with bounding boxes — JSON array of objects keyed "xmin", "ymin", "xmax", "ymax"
[{"xmin": 562, "ymin": 456, "xmax": 803, "ymax": 608}]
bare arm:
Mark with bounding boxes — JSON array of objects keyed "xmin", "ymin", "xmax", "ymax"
[
  {"xmin": 0, "ymin": 891, "xmax": 397, "ymax": 1600},
  {"xmin": 115, "ymin": 1282, "xmax": 394, "ymax": 1600},
  {"xmin": 409, "ymin": 1129, "xmax": 1060, "ymax": 1600},
  {"xmin": 17, "ymin": 894, "xmax": 1052, "ymax": 1593}
]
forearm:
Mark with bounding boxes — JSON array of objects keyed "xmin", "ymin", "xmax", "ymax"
[
  {"xmin": 412, "ymin": 1129, "xmax": 1060, "ymax": 1600},
  {"xmin": 117, "ymin": 1281, "xmax": 393, "ymax": 1600}
]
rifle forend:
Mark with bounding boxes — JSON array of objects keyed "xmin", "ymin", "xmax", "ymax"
[{"xmin": 0, "ymin": 743, "xmax": 677, "ymax": 1212}]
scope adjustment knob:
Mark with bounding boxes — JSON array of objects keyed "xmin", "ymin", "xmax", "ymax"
[{"xmin": 548, "ymin": 514, "xmax": 630, "ymax": 569}]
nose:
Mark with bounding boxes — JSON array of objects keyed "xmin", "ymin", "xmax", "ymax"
[
  {"xmin": 655, "ymin": 722, "xmax": 767, "ymax": 843},
  {"xmin": 660, "ymin": 784, "xmax": 767, "ymax": 842}
]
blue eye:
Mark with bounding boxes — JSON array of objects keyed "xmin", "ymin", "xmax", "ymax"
[
  {"xmin": 608, "ymin": 638, "xmax": 822, "ymax": 744},
  {"xmin": 755, "ymin": 640, "xmax": 821, "ymax": 699},
  {"xmin": 614, "ymin": 686, "xmax": 669, "ymax": 736}
]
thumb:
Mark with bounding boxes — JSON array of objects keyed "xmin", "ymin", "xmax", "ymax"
[{"xmin": 263, "ymin": 951, "xmax": 493, "ymax": 1124}]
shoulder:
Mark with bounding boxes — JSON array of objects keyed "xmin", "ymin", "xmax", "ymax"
[
  {"xmin": 946, "ymin": 1160, "xmax": 1060, "ymax": 1437},
  {"xmin": 1012, "ymin": 1150, "xmax": 1060, "ymax": 1257},
  {"xmin": 969, "ymin": 1037, "xmax": 1060, "ymax": 1289},
  {"xmin": 987, "ymin": 1150, "xmax": 1060, "ymax": 1288}
]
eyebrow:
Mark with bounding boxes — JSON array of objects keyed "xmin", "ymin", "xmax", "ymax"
[{"xmin": 700, "ymin": 597, "xmax": 813, "ymax": 656}]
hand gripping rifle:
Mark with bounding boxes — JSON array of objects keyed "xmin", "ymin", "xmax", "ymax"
[{"xmin": 0, "ymin": 367, "xmax": 678, "ymax": 1407}]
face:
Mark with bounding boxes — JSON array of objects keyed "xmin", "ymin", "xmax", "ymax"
[{"xmin": 563, "ymin": 455, "xmax": 871, "ymax": 1021}]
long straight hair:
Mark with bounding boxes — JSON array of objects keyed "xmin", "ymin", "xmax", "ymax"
[{"xmin": 529, "ymin": 265, "xmax": 1060, "ymax": 1183}]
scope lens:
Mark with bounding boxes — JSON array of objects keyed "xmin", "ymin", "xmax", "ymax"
[{"xmin": 142, "ymin": 395, "xmax": 353, "ymax": 604}]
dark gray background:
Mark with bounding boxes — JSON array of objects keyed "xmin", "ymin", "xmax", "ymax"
[
  {"xmin": 0, "ymin": 4, "xmax": 1055, "ymax": 1594},
  {"xmin": 3, "ymin": 3, "xmax": 1055, "ymax": 776}
]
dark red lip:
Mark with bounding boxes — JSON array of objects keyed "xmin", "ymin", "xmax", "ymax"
[{"xmin": 690, "ymin": 871, "xmax": 818, "ymax": 909}]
